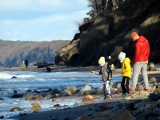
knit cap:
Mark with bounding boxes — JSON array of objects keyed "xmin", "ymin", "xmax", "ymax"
[
  {"xmin": 98, "ymin": 57, "xmax": 105, "ymax": 65},
  {"xmin": 130, "ymin": 32, "xmax": 138, "ymax": 38},
  {"xmin": 118, "ymin": 52, "xmax": 126, "ymax": 63}
]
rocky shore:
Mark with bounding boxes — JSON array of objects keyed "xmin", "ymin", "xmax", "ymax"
[{"xmin": 1, "ymin": 66, "xmax": 160, "ymax": 120}]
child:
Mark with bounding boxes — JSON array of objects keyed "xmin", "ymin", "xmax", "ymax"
[
  {"xmin": 118, "ymin": 52, "xmax": 132, "ymax": 97},
  {"xmin": 106, "ymin": 56, "xmax": 114, "ymax": 80},
  {"xmin": 98, "ymin": 56, "xmax": 112, "ymax": 99}
]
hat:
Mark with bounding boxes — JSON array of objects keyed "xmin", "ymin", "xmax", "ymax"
[
  {"xmin": 118, "ymin": 52, "xmax": 126, "ymax": 63},
  {"xmin": 98, "ymin": 57, "xmax": 105, "ymax": 65},
  {"xmin": 130, "ymin": 32, "xmax": 138, "ymax": 38}
]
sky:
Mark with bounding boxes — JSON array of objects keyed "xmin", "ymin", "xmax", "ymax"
[{"xmin": 0, "ymin": 0, "xmax": 90, "ymax": 41}]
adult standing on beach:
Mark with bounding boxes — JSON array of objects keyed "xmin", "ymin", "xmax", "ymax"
[
  {"xmin": 24, "ymin": 59, "xmax": 29, "ymax": 69},
  {"xmin": 129, "ymin": 32, "xmax": 150, "ymax": 95},
  {"xmin": 98, "ymin": 56, "xmax": 112, "ymax": 99}
]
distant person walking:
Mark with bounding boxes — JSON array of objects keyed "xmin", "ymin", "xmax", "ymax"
[
  {"xmin": 24, "ymin": 59, "xmax": 29, "ymax": 69},
  {"xmin": 98, "ymin": 56, "xmax": 112, "ymax": 99},
  {"xmin": 129, "ymin": 32, "xmax": 150, "ymax": 95},
  {"xmin": 118, "ymin": 52, "xmax": 132, "ymax": 97},
  {"xmin": 106, "ymin": 56, "xmax": 113, "ymax": 80}
]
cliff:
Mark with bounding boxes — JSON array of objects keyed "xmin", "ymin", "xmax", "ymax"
[{"xmin": 55, "ymin": 0, "xmax": 160, "ymax": 67}]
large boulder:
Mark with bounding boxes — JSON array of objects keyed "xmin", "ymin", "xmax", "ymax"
[
  {"xmin": 31, "ymin": 102, "xmax": 42, "ymax": 111},
  {"xmin": 55, "ymin": 39, "xmax": 80, "ymax": 66}
]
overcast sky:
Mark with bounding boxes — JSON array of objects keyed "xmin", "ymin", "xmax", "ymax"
[{"xmin": 0, "ymin": 0, "xmax": 90, "ymax": 41}]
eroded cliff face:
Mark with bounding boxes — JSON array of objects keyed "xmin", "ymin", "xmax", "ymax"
[{"xmin": 55, "ymin": 0, "xmax": 160, "ymax": 67}]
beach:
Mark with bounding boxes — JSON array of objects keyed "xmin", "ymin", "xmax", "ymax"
[{"xmin": 0, "ymin": 65, "xmax": 160, "ymax": 120}]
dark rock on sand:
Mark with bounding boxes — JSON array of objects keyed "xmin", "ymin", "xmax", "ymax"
[{"xmin": 10, "ymin": 107, "xmax": 22, "ymax": 112}]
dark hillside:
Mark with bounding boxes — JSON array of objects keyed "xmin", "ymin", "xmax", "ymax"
[
  {"xmin": 0, "ymin": 40, "xmax": 69, "ymax": 67},
  {"xmin": 55, "ymin": 0, "xmax": 160, "ymax": 67}
]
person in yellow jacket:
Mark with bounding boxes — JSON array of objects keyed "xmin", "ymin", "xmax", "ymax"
[{"xmin": 118, "ymin": 52, "xmax": 132, "ymax": 97}]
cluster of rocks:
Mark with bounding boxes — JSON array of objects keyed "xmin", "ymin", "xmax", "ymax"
[
  {"xmin": 3, "ymin": 74, "xmax": 158, "ymax": 114},
  {"xmin": 10, "ymin": 84, "xmax": 160, "ymax": 120},
  {"xmin": 76, "ymin": 97, "xmax": 160, "ymax": 120}
]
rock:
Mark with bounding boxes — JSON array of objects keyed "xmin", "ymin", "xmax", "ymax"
[
  {"xmin": 148, "ymin": 93, "xmax": 160, "ymax": 101},
  {"xmin": 90, "ymin": 110, "xmax": 112, "ymax": 119},
  {"xmin": 80, "ymin": 85, "xmax": 92, "ymax": 95},
  {"xmin": 112, "ymin": 109, "xmax": 135, "ymax": 120},
  {"xmin": 31, "ymin": 102, "xmax": 42, "ymax": 111},
  {"xmin": 111, "ymin": 88, "xmax": 118, "ymax": 94},
  {"xmin": 156, "ymin": 99, "xmax": 160, "ymax": 107},
  {"xmin": 65, "ymin": 86, "xmax": 77, "ymax": 94},
  {"xmin": 23, "ymin": 94, "xmax": 43, "ymax": 100},
  {"xmin": 139, "ymin": 90, "xmax": 149, "ymax": 98},
  {"xmin": 23, "ymin": 94, "xmax": 34, "ymax": 100},
  {"xmin": 148, "ymin": 62, "xmax": 156, "ymax": 71},
  {"xmin": 34, "ymin": 94, "xmax": 43, "ymax": 100},
  {"xmin": 149, "ymin": 77, "xmax": 157, "ymax": 82},
  {"xmin": 75, "ymin": 102, "xmax": 84, "ymax": 105},
  {"xmin": 150, "ymin": 86, "xmax": 156, "ymax": 93},
  {"xmin": 61, "ymin": 90, "xmax": 72, "ymax": 96},
  {"xmin": 83, "ymin": 95, "xmax": 94, "ymax": 102},
  {"xmin": 53, "ymin": 104, "xmax": 61, "ymax": 107},
  {"xmin": 157, "ymin": 84, "xmax": 160, "ymax": 93},
  {"xmin": 13, "ymin": 90, "xmax": 17, "ymax": 93},
  {"xmin": 127, "ymin": 103, "xmax": 136, "ymax": 110},
  {"xmin": 10, "ymin": 107, "xmax": 22, "ymax": 112},
  {"xmin": 0, "ymin": 97, "xmax": 4, "ymax": 100},
  {"xmin": 55, "ymin": 39, "xmax": 80, "ymax": 66},
  {"xmin": 96, "ymin": 87, "xmax": 103, "ymax": 95},
  {"xmin": 136, "ymin": 85, "xmax": 144, "ymax": 91},
  {"xmin": 77, "ymin": 115, "xmax": 90, "ymax": 120},
  {"xmin": 11, "ymin": 76, "xmax": 17, "ymax": 78},
  {"xmin": 46, "ymin": 66, "xmax": 51, "ymax": 72},
  {"xmin": 99, "ymin": 104, "xmax": 112, "ymax": 110},
  {"xmin": 11, "ymin": 93, "xmax": 23, "ymax": 98},
  {"xmin": 0, "ymin": 116, "xmax": 4, "ymax": 119},
  {"xmin": 144, "ymin": 103, "xmax": 157, "ymax": 111},
  {"xmin": 112, "ymin": 82, "xmax": 119, "ymax": 88}
]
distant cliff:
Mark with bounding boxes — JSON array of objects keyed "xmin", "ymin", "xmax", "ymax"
[
  {"xmin": 0, "ymin": 40, "xmax": 69, "ymax": 67},
  {"xmin": 55, "ymin": 0, "xmax": 160, "ymax": 67}
]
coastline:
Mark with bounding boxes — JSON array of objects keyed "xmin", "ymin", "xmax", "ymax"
[
  {"xmin": 0, "ymin": 65, "xmax": 122, "ymax": 75},
  {"xmin": 3, "ymin": 65, "xmax": 160, "ymax": 120},
  {"xmin": 1, "ymin": 65, "xmax": 160, "ymax": 76}
]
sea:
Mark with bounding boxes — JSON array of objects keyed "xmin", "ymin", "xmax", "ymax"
[{"xmin": 0, "ymin": 70, "xmax": 121, "ymax": 119}]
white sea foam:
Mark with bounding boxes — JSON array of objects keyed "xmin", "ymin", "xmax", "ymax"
[
  {"xmin": 0, "ymin": 73, "xmax": 14, "ymax": 79},
  {"xmin": 0, "ymin": 73, "xmax": 34, "ymax": 80}
]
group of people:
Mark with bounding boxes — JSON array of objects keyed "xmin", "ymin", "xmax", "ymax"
[
  {"xmin": 98, "ymin": 31, "xmax": 150, "ymax": 99},
  {"xmin": 98, "ymin": 56, "xmax": 114, "ymax": 99}
]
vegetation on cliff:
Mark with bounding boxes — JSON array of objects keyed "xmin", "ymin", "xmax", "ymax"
[{"xmin": 55, "ymin": 0, "xmax": 160, "ymax": 67}]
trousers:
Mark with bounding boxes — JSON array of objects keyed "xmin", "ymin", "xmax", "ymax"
[
  {"xmin": 131, "ymin": 61, "xmax": 149, "ymax": 90},
  {"xmin": 103, "ymin": 81, "xmax": 111, "ymax": 97},
  {"xmin": 121, "ymin": 76, "xmax": 130, "ymax": 94}
]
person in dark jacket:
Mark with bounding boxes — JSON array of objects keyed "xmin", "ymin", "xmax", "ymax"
[
  {"xmin": 106, "ymin": 56, "xmax": 113, "ymax": 80},
  {"xmin": 98, "ymin": 56, "xmax": 112, "ymax": 99},
  {"xmin": 24, "ymin": 59, "xmax": 28, "ymax": 69},
  {"xmin": 129, "ymin": 32, "xmax": 150, "ymax": 95}
]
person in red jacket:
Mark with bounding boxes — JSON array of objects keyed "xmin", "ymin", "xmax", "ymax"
[{"xmin": 129, "ymin": 32, "xmax": 150, "ymax": 95}]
